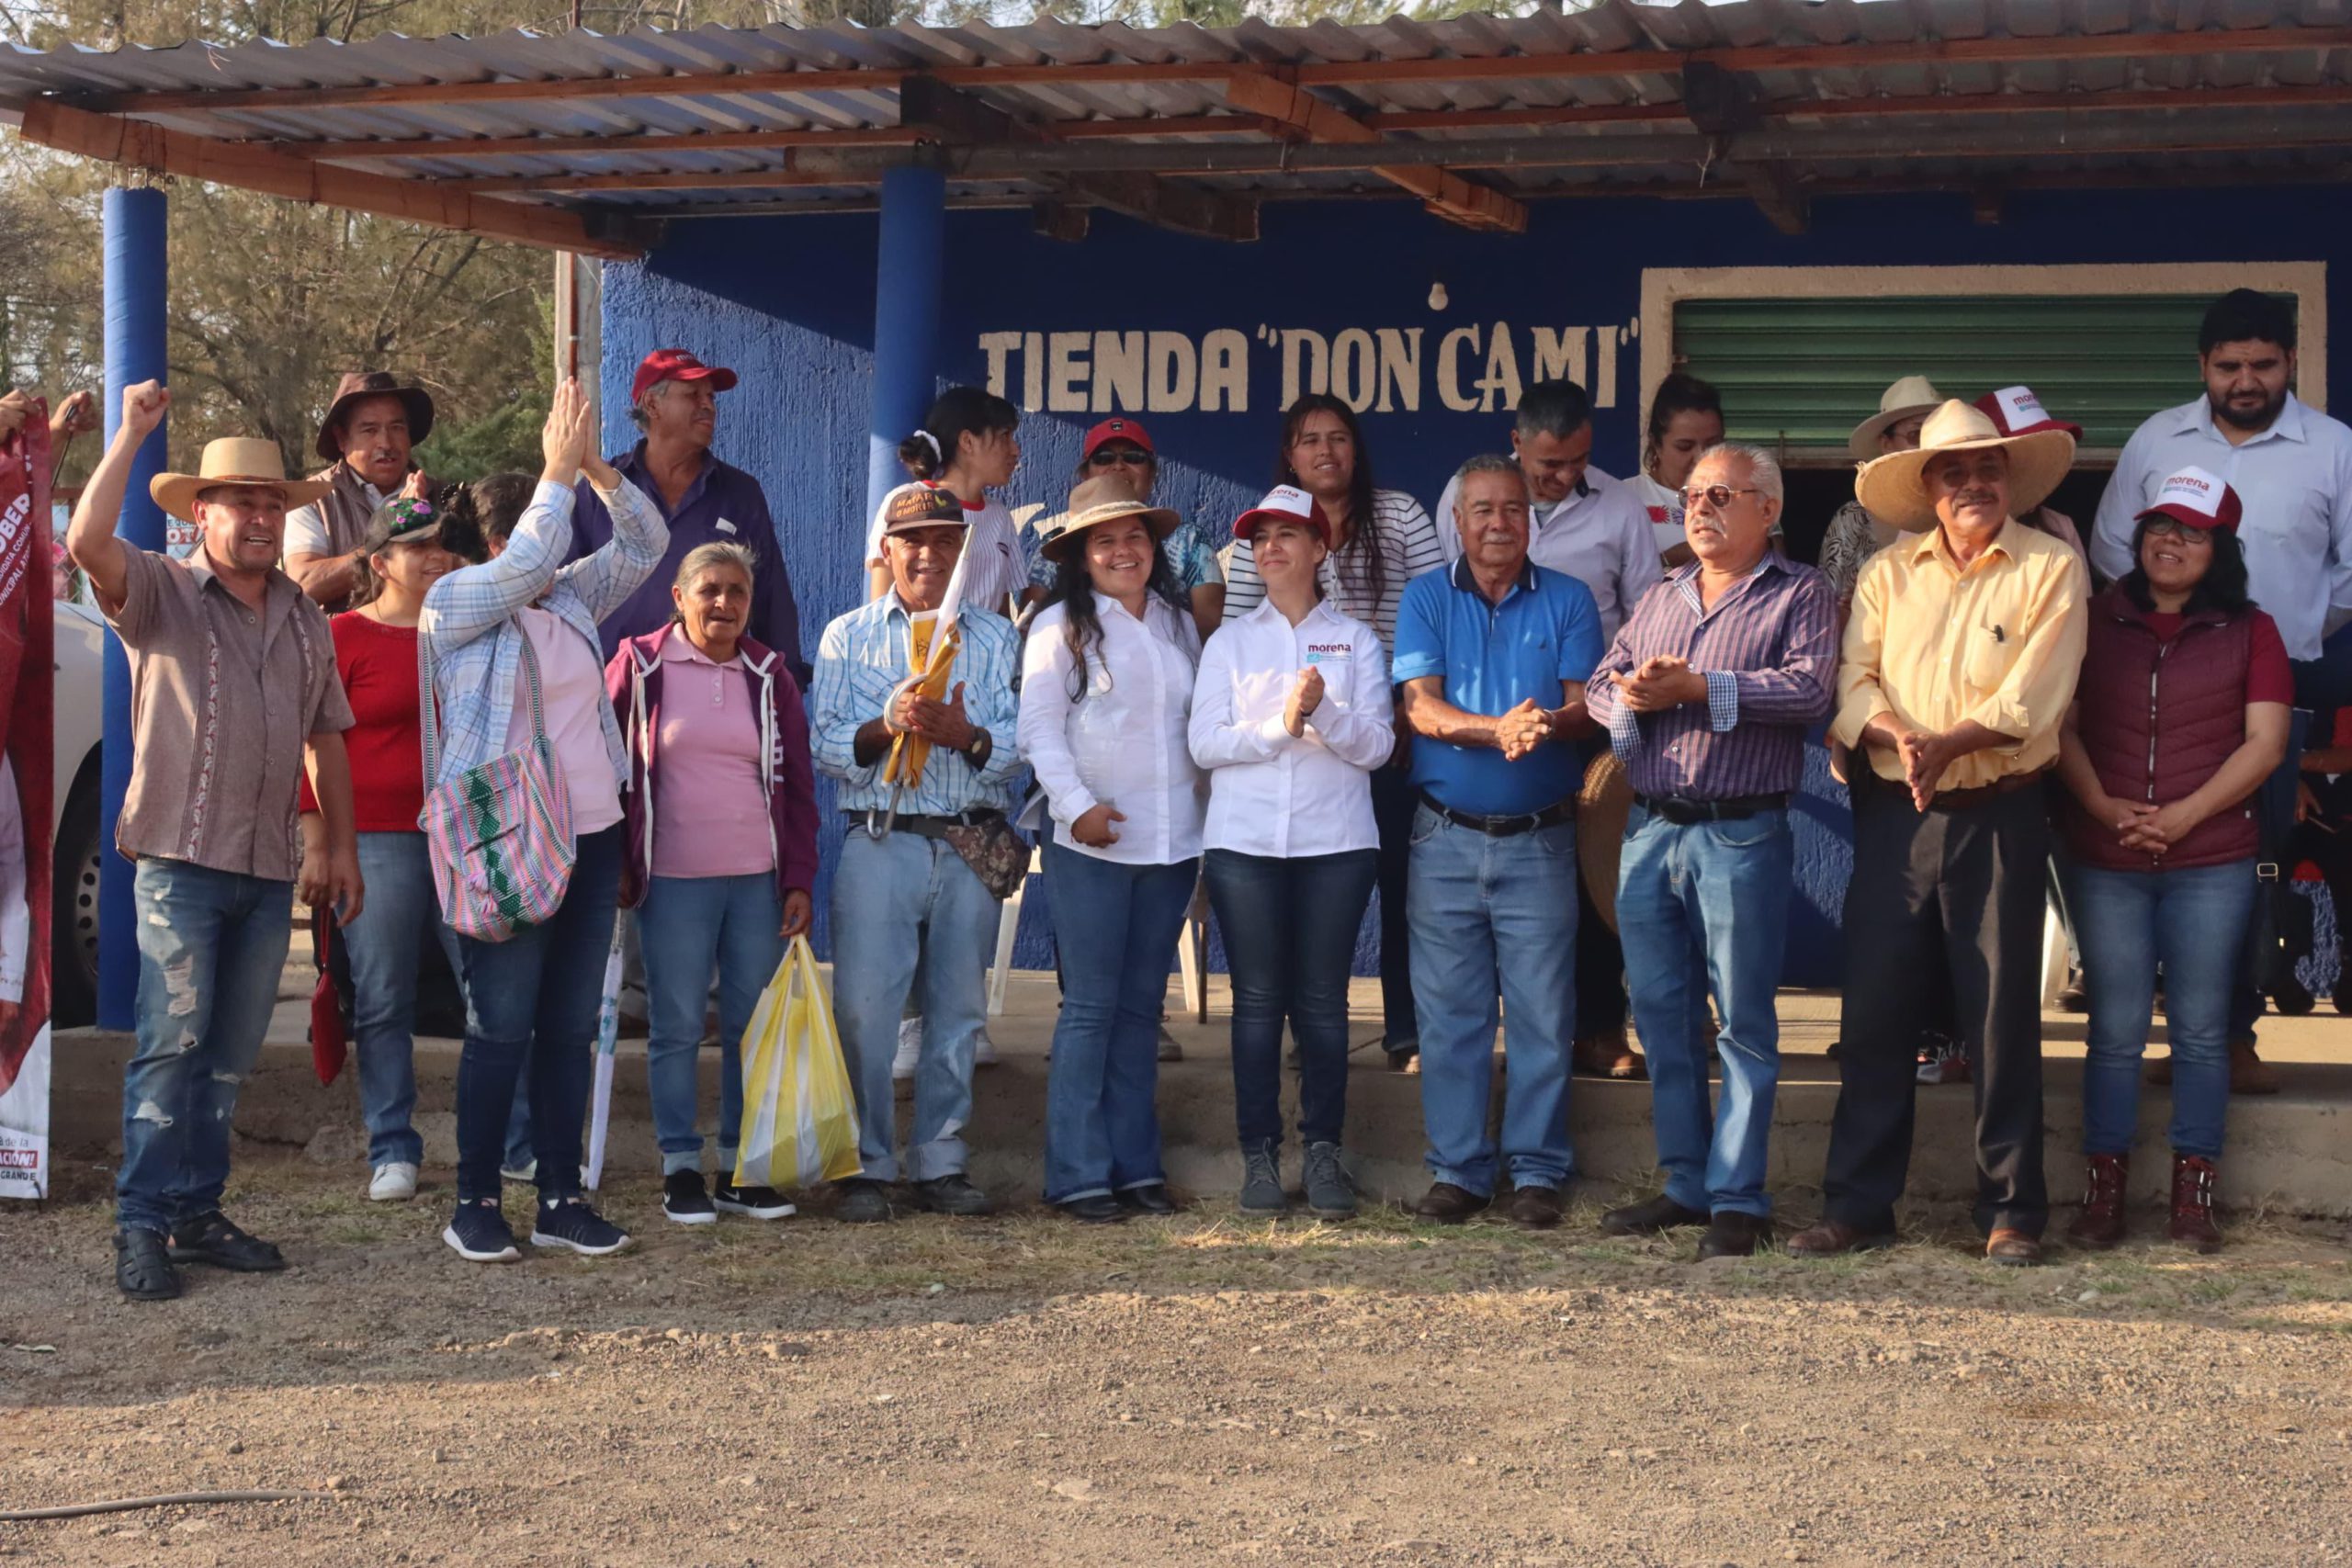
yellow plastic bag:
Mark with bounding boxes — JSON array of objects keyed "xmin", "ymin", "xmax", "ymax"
[{"xmin": 733, "ymin": 936, "xmax": 864, "ymax": 1190}]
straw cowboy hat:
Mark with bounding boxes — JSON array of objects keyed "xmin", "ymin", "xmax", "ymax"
[
  {"xmin": 1847, "ymin": 375, "xmax": 1944, "ymax": 461},
  {"xmin": 1035, "ymin": 473, "xmax": 1180, "ymax": 563},
  {"xmin": 315, "ymin": 370, "xmax": 436, "ymax": 462},
  {"xmin": 1577, "ymin": 750, "xmax": 1634, "ymax": 932},
  {"xmin": 1853, "ymin": 399, "xmax": 2076, "ymax": 534},
  {"xmin": 150, "ymin": 438, "xmax": 331, "ymax": 523}
]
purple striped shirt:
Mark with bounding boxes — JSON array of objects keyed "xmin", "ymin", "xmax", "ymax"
[{"xmin": 1584, "ymin": 555, "xmax": 1838, "ymax": 799}]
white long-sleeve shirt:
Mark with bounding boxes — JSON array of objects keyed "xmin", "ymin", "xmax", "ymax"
[
  {"xmin": 2091, "ymin": 393, "xmax": 2352, "ymax": 661},
  {"xmin": 1433, "ymin": 463, "xmax": 1664, "ymax": 642},
  {"xmin": 1190, "ymin": 597, "xmax": 1394, "ymax": 859},
  {"xmin": 0, "ymin": 756, "xmax": 25, "ymax": 1005},
  {"xmin": 1017, "ymin": 595, "xmax": 1204, "ymax": 865}
]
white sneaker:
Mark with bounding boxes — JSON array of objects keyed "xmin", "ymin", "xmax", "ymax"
[
  {"xmin": 368, "ymin": 1162, "xmax": 420, "ymax": 1202},
  {"xmin": 499, "ymin": 1159, "xmax": 537, "ymax": 1184},
  {"xmin": 893, "ymin": 1016, "xmax": 922, "ymax": 1081},
  {"xmin": 973, "ymin": 1026, "xmax": 1001, "ymax": 1068}
]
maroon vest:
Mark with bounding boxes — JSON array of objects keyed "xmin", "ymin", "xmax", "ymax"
[{"xmin": 2063, "ymin": 584, "xmax": 2258, "ymax": 872}]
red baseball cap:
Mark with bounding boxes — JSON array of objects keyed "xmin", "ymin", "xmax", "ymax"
[
  {"xmin": 1974, "ymin": 385, "xmax": 2083, "ymax": 442},
  {"xmin": 631, "ymin": 348, "xmax": 739, "ymax": 403},
  {"xmin": 2138, "ymin": 465, "xmax": 2243, "ymax": 534},
  {"xmin": 1081, "ymin": 417, "xmax": 1155, "ymax": 460},
  {"xmin": 1233, "ymin": 483, "xmax": 1331, "ymax": 545}
]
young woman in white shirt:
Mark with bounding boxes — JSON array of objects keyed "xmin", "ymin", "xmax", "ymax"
[
  {"xmin": 1017, "ymin": 477, "xmax": 1204, "ymax": 1224},
  {"xmin": 867, "ymin": 385, "xmax": 1029, "ymax": 619},
  {"xmin": 1192, "ymin": 486, "xmax": 1394, "ymax": 1221},
  {"xmin": 1633, "ymin": 372, "xmax": 1725, "ymax": 569}
]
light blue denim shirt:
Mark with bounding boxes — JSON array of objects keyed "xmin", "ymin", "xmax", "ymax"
[{"xmin": 810, "ymin": 592, "xmax": 1023, "ymax": 816}]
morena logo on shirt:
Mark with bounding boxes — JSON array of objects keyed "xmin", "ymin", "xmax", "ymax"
[{"xmin": 1304, "ymin": 641, "xmax": 1352, "ymax": 663}]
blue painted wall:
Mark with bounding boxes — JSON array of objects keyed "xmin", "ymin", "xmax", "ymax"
[{"xmin": 602, "ymin": 184, "xmax": 2350, "ymax": 985}]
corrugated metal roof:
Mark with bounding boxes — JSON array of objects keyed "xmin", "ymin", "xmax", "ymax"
[{"xmin": 2, "ymin": 1, "xmax": 2348, "ymax": 243}]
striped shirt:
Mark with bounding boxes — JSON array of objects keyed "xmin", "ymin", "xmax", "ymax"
[
  {"xmin": 1221, "ymin": 488, "xmax": 1446, "ymax": 647},
  {"xmin": 809, "ymin": 593, "xmax": 1023, "ymax": 816},
  {"xmin": 1585, "ymin": 555, "xmax": 1838, "ymax": 800}
]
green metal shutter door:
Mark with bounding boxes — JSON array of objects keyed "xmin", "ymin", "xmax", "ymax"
[{"xmin": 1671, "ymin": 294, "xmax": 2296, "ymax": 461}]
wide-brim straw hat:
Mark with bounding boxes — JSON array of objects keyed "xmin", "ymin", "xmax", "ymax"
[
  {"xmin": 1848, "ymin": 374, "xmax": 1944, "ymax": 461},
  {"xmin": 1577, "ymin": 750, "xmax": 1634, "ymax": 931},
  {"xmin": 1036, "ymin": 474, "xmax": 1179, "ymax": 562},
  {"xmin": 151, "ymin": 437, "xmax": 331, "ymax": 524},
  {"xmin": 1853, "ymin": 399, "xmax": 2076, "ymax": 534}
]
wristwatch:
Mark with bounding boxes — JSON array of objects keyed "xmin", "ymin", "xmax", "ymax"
[{"xmin": 963, "ymin": 727, "xmax": 994, "ymax": 771}]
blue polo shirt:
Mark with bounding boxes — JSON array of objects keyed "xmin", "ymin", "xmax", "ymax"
[{"xmin": 1391, "ymin": 557, "xmax": 1605, "ymax": 817}]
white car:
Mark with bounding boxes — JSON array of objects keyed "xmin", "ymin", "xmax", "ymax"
[{"xmin": 52, "ymin": 597, "xmax": 103, "ymax": 1026}]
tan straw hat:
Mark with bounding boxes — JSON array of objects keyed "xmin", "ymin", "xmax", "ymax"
[
  {"xmin": 1035, "ymin": 473, "xmax": 1180, "ymax": 563},
  {"xmin": 1848, "ymin": 375, "xmax": 1944, "ymax": 461},
  {"xmin": 150, "ymin": 437, "xmax": 331, "ymax": 524},
  {"xmin": 1577, "ymin": 751, "xmax": 1634, "ymax": 932},
  {"xmin": 1853, "ymin": 399, "xmax": 2076, "ymax": 534}
]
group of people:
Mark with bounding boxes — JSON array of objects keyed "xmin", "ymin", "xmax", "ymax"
[{"xmin": 58, "ymin": 285, "xmax": 2351, "ymax": 1302}]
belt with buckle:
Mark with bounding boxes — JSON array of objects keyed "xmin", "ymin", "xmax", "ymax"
[
  {"xmin": 843, "ymin": 809, "xmax": 987, "ymax": 841},
  {"xmin": 1634, "ymin": 792, "xmax": 1788, "ymax": 825},
  {"xmin": 1417, "ymin": 792, "xmax": 1576, "ymax": 838}
]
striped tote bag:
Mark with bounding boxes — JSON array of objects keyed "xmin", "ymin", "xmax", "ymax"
[{"xmin": 419, "ymin": 629, "xmax": 576, "ymax": 942}]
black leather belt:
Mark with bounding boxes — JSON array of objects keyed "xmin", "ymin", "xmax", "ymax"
[
  {"xmin": 1418, "ymin": 792, "xmax": 1576, "ymax": 838},
  {"xmin": 1634, "ymin": 792, "xmax": 1789, "ymax": 825},
  {"xmin": 842, "ymin": 809, "xmax": 989, "ymax": 841}
]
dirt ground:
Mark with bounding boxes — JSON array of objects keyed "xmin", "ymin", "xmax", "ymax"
[{"xmin": 5, "ymin": 1152, "xmax": 2352, "ymax": 1568}]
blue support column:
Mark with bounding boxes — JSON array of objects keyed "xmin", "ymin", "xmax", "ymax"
[
  {"xmin": 865, "ymin": 162, "xmax": 947, "ymax": 523},
  {"xmin": 97, "ymin": 186, "xmax": 168, "ymax": 1032}
]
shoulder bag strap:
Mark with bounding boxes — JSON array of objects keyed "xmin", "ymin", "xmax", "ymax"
[{"xmin": 418, "ymin": 618, "xmax": 550, "ymax": 795}]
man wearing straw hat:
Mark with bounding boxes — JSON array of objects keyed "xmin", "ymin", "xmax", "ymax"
[
  {"xmin": 66, "ymin": 381, "xmax": 361, "ymax": 1301},
  {"xmin": 1792, "ymin": 400, "xmax": 2087, "ymax": 1268},
  {"xmin": 285, "ymin": 369, "xmax": 436, "ymax": 612},
  {"xmin": 810, "ymin": 480, "xmax": 1021, "ymax": 1224},
  {"xmin": 1817, "ymin": 375, "xmax": 1941, "ymax": 619}
]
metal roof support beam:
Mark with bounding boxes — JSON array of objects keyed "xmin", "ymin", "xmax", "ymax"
[
  {"xmin": 1222, "ymin": 71, "xmax": 1525, "ymax": 233},
  {"xmin": 17, "ymin": 97, "xmax": 647, "ymax": 259}
]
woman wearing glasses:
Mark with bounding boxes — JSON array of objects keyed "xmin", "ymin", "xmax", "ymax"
[
  {"xmin": 1027, "ymin": 418, "xmax": 1224, "ymax": 640},
  {"xmin": 2055, "ymin": 468, "xmax": 2289, "ymax": 1254}
]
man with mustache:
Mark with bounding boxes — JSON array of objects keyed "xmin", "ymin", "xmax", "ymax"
[
  {"xmin": 2092, "ymin": 289, "xmax": 2352, "ymax": 1092},
  {"xmin": 1794, "ymin": 401, "xmax": 2087, "ymax": 1267},
  {"xmin": 287, "ymin": 371, "xmax": 435, "ymax": 611},
  {"xmin": 1585, "ymin": 443, "xmax": 1838, "ymax": 1259}
]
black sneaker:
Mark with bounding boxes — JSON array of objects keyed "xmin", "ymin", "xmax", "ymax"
[
  {"xmin": 662, "ymin": 1170, "xmax": 717, "ymax": 1226},
  {"xmin": 115, "ymin": 1225, "xmax": 182, "ymax": 1300},
  {"xmin": 713, "ymin": 1179, "xmax": 797, "ymax": 1220},
  {"xmin": 835, "ymin": 1179, "xmax": 893, "ymax": 1224},
  {"xmin": 530, "ymin": 1196, "xmax": 631, "ymax": 1257},
  {"xmin": 911, "ymin": 1173, "xmax": 994, "ymax": 1216},
  {"xmin": 443, "ymin": 1198, "xmax": 522, "ymax": 1263},
  {"xmin": 167, "ymin": 1211, "xmax": 286, "ymax": 1272}
]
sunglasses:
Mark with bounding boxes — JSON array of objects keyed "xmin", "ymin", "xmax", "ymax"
[
  {"xmin": 2143, "ymin": 518, "xmax": 2216, "ymax": 543},
  {"xmin": 1679, "ymin": 484, "xmax": 1765, "ymax": 511},
  {"xmin": 1088, "ymin": 447, "xmax": 1153, "ymax": 469}
]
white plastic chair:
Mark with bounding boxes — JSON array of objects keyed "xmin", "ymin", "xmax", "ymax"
[{"xmin": 988, "ymin": 852, "xmax": 1212, "ymax": 1023}]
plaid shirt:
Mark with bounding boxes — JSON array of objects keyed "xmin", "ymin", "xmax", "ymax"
[
  {"xmin": 810, "ymin": 593, "xmax": 1023, "ymax": 816},
  {"xmin": 418, "ymin": 478, "xmax": 667, "ymax": 794},
  {"xmin": 1585, "ymin": 555, "xmax": 1838, "ymax": 799}
]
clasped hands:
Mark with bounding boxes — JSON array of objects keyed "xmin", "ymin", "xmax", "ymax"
[{"xmin": 886, "ymin": 679, "xmax": 977, "ymax": 753}]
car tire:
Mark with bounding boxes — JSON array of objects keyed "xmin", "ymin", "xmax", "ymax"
[{"xmin": 51, "ymin": 758, "xmax": 101, "ymax": 1029}]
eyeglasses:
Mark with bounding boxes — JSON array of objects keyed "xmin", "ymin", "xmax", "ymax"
[
  {"xmin": 1679, "ymin": 484, "xmax": 1764, "ymax": 511},
  {"xmin": 2143, "ymin": 518, "xmax": 2215, "ymax": 543},
  {"xmin": 1088, "ymin": 447, "xmax": 1152, "ymax": 469}
]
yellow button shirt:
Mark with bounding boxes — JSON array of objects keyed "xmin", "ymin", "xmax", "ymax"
[{"xmin": 1832, "ymin": 518, "xmax": 2088, "ymax": 791}]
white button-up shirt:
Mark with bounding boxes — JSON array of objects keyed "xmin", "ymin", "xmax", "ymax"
[
  {"xmin": 2091, "ymin": 393, "xmax": 2352, "ymax": 660},
  {"xmin": 1017, "ymin": 594, "xmax": 1204, "ymax": 865},
  {"xmin": 1190, "ymin": 598, "xmax": 1395, "ymax": 858},
  {"xmin": 1434, "ymin": 463, "xmax": 1664, "ymax": 642}
]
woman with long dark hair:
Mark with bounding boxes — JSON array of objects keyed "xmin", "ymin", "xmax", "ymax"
[
  {"xmin": 1224, "ymin": 393, "xmax": 1439, "ymax": 1071},
  {"xmin": 1017, "ymin": 477, "xmax": 1204, "ymax": 1222},
  {"xmin": 1633, "ymin": 372, "xmax": 1724, "ymax": 567},
  {"xmin": 2055, "ymin": 468, "xmax": 2290, "ymax": 1253},
  {"xmin": 866, "ymin": 385, "xmax": 1029, "ymax": 617},
  {"xmin": 1028, "ymin": 416, "xmax": 1225, "ymax": 639}
]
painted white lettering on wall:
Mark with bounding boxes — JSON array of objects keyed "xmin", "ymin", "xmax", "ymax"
[{"xmin": 979, "ymin": 321, "xmax": 1636, "ymax": 418}]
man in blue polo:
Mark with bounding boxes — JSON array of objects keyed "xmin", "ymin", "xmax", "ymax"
[{"xmin": 1392, "ymin": 454, "xmax": 1606, "ymax": 1229}]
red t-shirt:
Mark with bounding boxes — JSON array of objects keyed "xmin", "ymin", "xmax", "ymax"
[
  {"xmin": 2139, "ymin": 608, "xmax": 2293, "ymax": 706},
  {"xmin": 297, "ymin": 613, "xmax": 429, "ymax": 831}
]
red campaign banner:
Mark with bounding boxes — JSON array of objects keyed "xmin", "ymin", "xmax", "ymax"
[{"xmin": 0, "ymin": 404, "xmax": 55, "ymax": 1200}]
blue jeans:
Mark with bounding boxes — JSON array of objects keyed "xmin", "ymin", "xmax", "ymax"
[
  {"xmin": 1407, "ymin": 806, "xmax": 1578, "ymax": 1196},
  {"xmin": 641, "ymin": 873, "xmax": 783, "ymax": 1177},
  {"xmin": 831, "ymin": 830, "xmax": 998, "ymax": 1184},
  {"xmin": 1039, "ymin": 842, "xmax": 1195, "ymax": 1202},
  {"xmin": 2067, "ymin": 857, "xmax": 2254, "ymax": 1160},
  {"xmin": 1204, "ymin": 846, "xmax": 1379, "ymax": 1151},
  {"xmin": 452, "ymin": 825, "xmax": 625, "ymax": 1202},
  {"xmin": 117, "ymin": 859, "xmax": 293, "ymax": 1234},
  {"xmin": 344, "ymin": 833, "xmax": 465, "ymax": 1169},
  {"xmin": 1616, "ymin": 807, "xmax": 1791, "ymax": 1218}
]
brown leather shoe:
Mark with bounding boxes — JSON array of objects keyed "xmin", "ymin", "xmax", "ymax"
[
  {"xmin": 1572, "ymin": 1029, "xmax": 1647, "ymax": 1080},
  {"xmin": 1504, "ymin": 1184, "xmax": 1563, "ymax": 1230},
  {"xmin": 1413, "ymin": 1182, "xmax": 1489, "ymax": 1224},
  {"xmin": 1600, "ymin": 1193, "xmax": 1709, "ymax": 1236},
  {"xmin": 2064, "ymin": 1152, "xmax": 2130, "ymax": 1250},
  {"xmin": 1696, "ymin": 1211, "xmax": 1771, "ymax": 1260},
  {"xmin": 2229, "ymin": 1039, "xmax": 2280, "ymax": 1096},
  {"xmin": 2167, "ymin": 1153, "xmax": 2223, "ymax": 1254},
  {"xmin": 1785, "ymin": 1220, "xmax": 1895, "ymax": 1258},
  {"xmin": 1985, "ymin": 1227, "xmax": 2043, "ymax": 1267}
]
